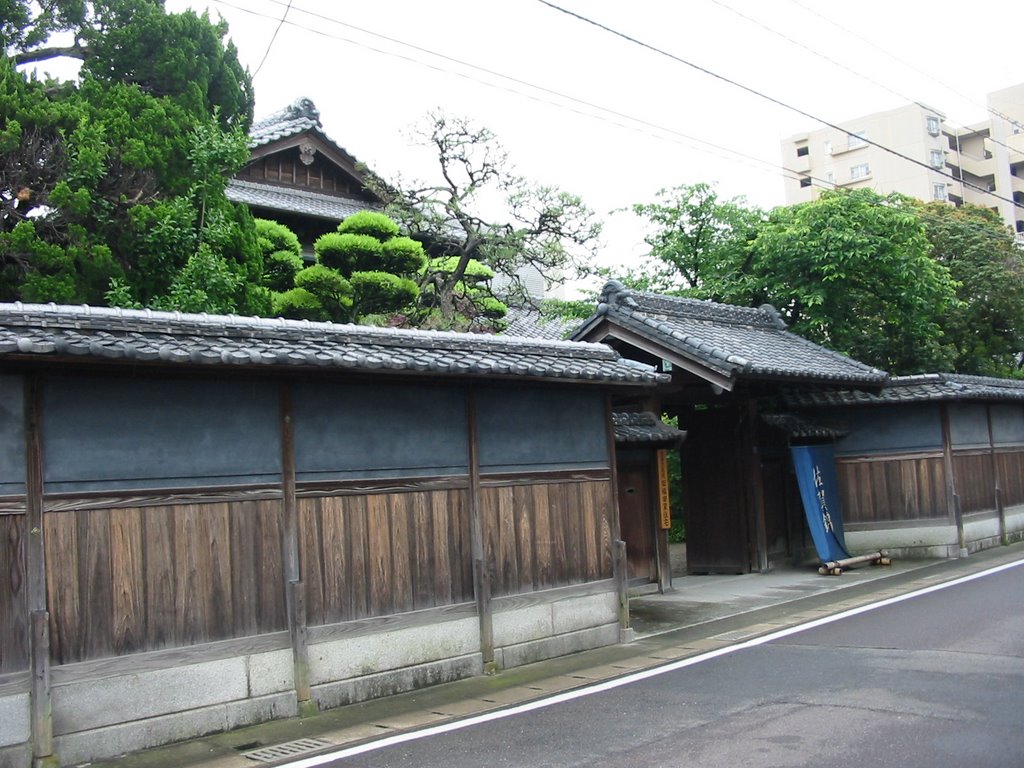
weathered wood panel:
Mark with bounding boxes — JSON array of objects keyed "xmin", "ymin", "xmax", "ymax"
[
  {"xmin": 298, "ymin": 489, "xmax": 473, "ymax": 626},
  {"xmin": 837, "ymin": 455, "xmax": 948, "ymax": 523},
  {"xmin": 44, "ymin": 500, "xmax": 287, "ymax": 665},
  {"xmin": 480, "ymin": 479, "xmax": 614, "ymax": 598},
  {"xmin": 953, "ymin": 452, "xmax": 996, "ymax": 514},
  {"xmin": 996, "ymin": 450, "xmax": 1024, "ymax": 507},
  {"xmin": 0, "ymin": 514, "xmax": 28, "ymax": 673}
]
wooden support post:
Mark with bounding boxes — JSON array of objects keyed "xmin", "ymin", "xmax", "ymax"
[
  {"xmin": 986, "ymin": 405, "xmax": 1008, "ymax": 545},
  {"xmin": 280, "ymin": 386, "xmax": 313, "ymax": 713},
  {"xmin": 473, "ymin": 558, "xmax": 494, "ymax": 672},
  {"xmin": 24, "ymin": 377, "xmax": 56, "ymax": 767},
  {"xmin": 467, "ymin": 389, "xmax": 495, "ymax": 672},
  {"xmin": 941, "ymin": 404, "xmax": 967, "ymax": 557},
  {"xmin": 747, "ymin": 401, "xmax": 770, "ymax": 573},
  {"xmin": 613, "ymin": 539, "xmax": 631, "ymax": 641}
]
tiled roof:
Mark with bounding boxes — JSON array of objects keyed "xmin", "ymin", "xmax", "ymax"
[
  {"xmin": 612, "ymin": 412, "xmax": 687, "ymax": 446},
  {"xmin": 0, "ymin": 304, "xmax": 669, "ymax": 387},
  {"xmin": 250, "ymin": 97, "xmax": 323, "ymax": 146},
  {"xmin": 227, "ymin": 179, "xmax": 378, "ymax": 222},
  {"xmin": 573, "ymin": 281, "xmax": 887, "ymax": 387},
  {"xmin": 502, "ymin": 307, "xmax": 581, "ymax": 341},
  {"xmin": 761, "ymin": 413, "xmax": 849, "ymax": 439},
  {"xmin": 784, "ymin": 372, "xmax": 1024, "ymax": 407}
]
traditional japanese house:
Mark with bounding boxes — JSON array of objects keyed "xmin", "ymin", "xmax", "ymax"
[{"xmin": 0, "ymin": 302, "xmax": 664, "ymax": 767}]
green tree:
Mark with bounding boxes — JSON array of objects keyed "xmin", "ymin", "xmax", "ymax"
[
  {"xmin": 272, "ymin": 211, "xmax": 424, "ymax": 324},
  {"xmin": 627, "ymin": 182, "xmax": 763, "ymax": 295},
  {"xmin": 918, "ymin": 202, "xmax": 1024, "ymax": 377},
  {"xmin": 366, "ymin": 111, "xmax": 600, "ymax": 328},
  {"xmin": 729, "ymin": 189, "xmax": 958, "ymax": 373},
  {"xmin": 1, "ymin": 0, "xmax": 259, "ymax": 313}
]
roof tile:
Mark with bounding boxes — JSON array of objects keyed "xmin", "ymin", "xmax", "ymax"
[{"xmin": 0, "ymin": 303, "xmax": 668, "ymax": 388}]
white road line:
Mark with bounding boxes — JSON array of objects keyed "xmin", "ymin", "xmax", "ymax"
[{"xmin": 281, "ymin": 557, "xmax": 1024, "ymax": 767}]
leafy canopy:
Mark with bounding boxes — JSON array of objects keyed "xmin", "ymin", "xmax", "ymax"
[{"xmin": 1, "ymin": 0, "xmax": 259, "ymax": 314}]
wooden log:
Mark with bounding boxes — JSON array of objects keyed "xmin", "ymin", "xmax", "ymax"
[{"xmin": 819, "ymin": 551, "xmax": 888, "ymax": 575}]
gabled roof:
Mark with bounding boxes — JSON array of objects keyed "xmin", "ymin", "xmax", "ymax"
[
  {"xmin": 249, "ymin": 97, "xmax": 346, "ymax": 153},
  {"xmin": 572, "ymin": 281, "xmax": 888, "ymax": 391},
  {"xmin": 784, "ymin": 372, "xmax": 1024, "ymax": 407},
  {"xmin": 613, "ymin": 411, "xmax": 687, "ymax": 446},
  {"xmin": 227, "ymin": 179, "xmax": 374, "ymax": 222},
  {"xmin": 0, "ymin": 303, "xmax": 668, "ymax": 388}
]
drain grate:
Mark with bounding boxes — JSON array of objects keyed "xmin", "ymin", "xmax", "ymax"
[{"xmin": 243, "ymin": 737, "xmax": 333, "ymax": 763}]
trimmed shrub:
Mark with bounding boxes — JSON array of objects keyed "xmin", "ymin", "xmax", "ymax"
[
  {"xmin": 337, "ymin": 210, "xmax": 400, "ymax": 241},
  {"xmin": 255, "ymin": 218, "xmax": 301, "ymax": 258},
  {"xmin": 314, "ymin": 232, "xmax": 381, "ymax": 275},
  {"xmin": 264, "ymin": 250, "xmax": 304, "ymax": 292},
  {"xmin": 379, "ymin": 236, "xmax": 427, "ymax": 274},
  {"xmin": 272, "ymin": 287, "xmax": 325, "ymax": 322},
  {"xmin": 351, "ymin": 270, "xmax": 419, "ymax": 315}
]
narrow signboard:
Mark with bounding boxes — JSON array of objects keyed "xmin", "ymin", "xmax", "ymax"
[{"xmin": 656, "ymin": 449, "xmax": 672, "ymax": 530}]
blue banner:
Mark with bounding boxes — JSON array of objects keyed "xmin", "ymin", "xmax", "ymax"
[{"xmin": 791, "ymin": 444, "xmax": 850, "ymax": 563}]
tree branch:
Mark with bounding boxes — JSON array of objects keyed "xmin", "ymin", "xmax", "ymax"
[{"xmin": 12, "ymin": 43, "xmax": 90, "ymax": 66}]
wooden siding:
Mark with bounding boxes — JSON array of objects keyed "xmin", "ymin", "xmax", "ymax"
[
  {"xmin": 480, "ymin": 478, "xmax": 614, "ymax": 597},
  {"xmin": 837, "ymin": 454, "xmax": 948, "ymax": 523},
  {"xmin": 953, "ymin": 451, "xmax": 997, "ymax": 514},
  {"xmin": 236, "ymin": 151, "xmax": 368, "ymax": 199},
  {"xmin": 43, "ymin": 499, "xmax": 287, "ymax": 665},
  {"xmin": 298, "ymin": 488, "xmax": 473, "ymax": 625},
  {"xmin": 997, "ymin": 449, "xmax": 1024, "ymax": 507},
  {"xmin": 0, "ymin": 513, "xmax": 27, "ymax": 674}
]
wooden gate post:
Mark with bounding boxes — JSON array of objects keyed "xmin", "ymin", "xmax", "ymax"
[
  {"xmin": 613, "ymin": 539, "xmax": 633, "ymax": 643},
  {"xmin": 466, "ymin": 389, "xmax": 496, "ymax": 672},
  {"xmin": 280, "ymin": 386, "xmax": 314, "ymax": 715}
]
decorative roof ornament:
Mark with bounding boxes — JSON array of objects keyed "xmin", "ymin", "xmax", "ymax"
[{"xmin": 298, "ymin": 140, "xmax": 316, "ymax": 165}]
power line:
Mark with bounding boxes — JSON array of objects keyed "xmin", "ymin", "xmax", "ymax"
[
  {"xmin": 709, "ymin": 0, "xmax": 1020, "ymax": 158},
  {"xmin": 208, "ymin": 0, "xmax": 1022, "ymax": 249},
  {"xmin": 251, "ymin": 0, "xmax": 292, "ymax": 78},
  {"xmin": 536, "ymin": 0, "xmax": 1024, "ymax": 215},
  {"xmin": 787, "ymin": 0, "xmax": 1024, "ymax": 133},
  {"xmin": 210, "ymin": 0, "xmax": 815, "ymax": 190}
]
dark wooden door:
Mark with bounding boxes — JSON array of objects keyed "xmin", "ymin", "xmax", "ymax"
[
  {"xmin": 680, "ymin": 407, "xmax": 749, "ymax": 574},
  {"xmin": 617, "ymin": 463, "xmax": 657, "ymax": 583}
]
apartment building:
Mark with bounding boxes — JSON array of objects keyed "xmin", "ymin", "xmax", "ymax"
[{"xmin": 781, "ymin": 83, "xmax": 1024, "ymax": 243}]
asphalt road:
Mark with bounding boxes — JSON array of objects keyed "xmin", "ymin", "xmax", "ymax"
[{"xmin": 316, "ymin": 560, "xmax": 1024, "ymax": 768}]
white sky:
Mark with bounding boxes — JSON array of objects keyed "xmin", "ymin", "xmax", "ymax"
[{"xmin": 151, "ymin": 1, "xmax": 1023, "ymax": 287}]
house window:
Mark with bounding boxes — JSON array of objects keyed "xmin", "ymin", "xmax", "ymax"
[
  {"xmin": 799, "ymin": 176, "xmax": 812, "ymax": 188},
  {"xmin": 926, "ymin": 116, "xmax": 941, "ymax": 136},
  {"xmin": 823, "ymin": 140, "xmax": 832, "ymax": 155},
  {"xmin": 850, "ymin": 162, "xmax": 870, "ymax": 180},
  {"xmin": 847, "ymin": 131, "xmax": 867, "ymax": 150},
  {"xmin": 826, "ymin": 171, "xmax": 835, "ymax": 184},
  {"xmin": 933, "ymin": 183, "xmax": 948, "ymax": 201},
  {"xmin": 929, "ymin": 149, "xmax": 945, "ymax": 168},
  {"xmin": 796, "ymin": 145, "xmax": 809, "ymax": 157}
]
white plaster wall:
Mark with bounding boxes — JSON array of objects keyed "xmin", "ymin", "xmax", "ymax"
[
  {"xmin": 846, "ymin": 524, "xmax": 958, "ymax": 559},
  {"xmin": 308, "ymin": 617, "xmax": 479, "ymax": 685},
  {"xmin": 0, "ymin": 692, "xmax": 29, "ymax": 748}
]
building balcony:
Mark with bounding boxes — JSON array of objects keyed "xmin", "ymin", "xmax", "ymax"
[{"xmin": 947, "ymin": 150, "xmax": 994, "ymax": 178}]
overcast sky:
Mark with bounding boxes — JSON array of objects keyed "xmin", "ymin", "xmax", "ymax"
[{"xmin": 159, "ymin": 0, "xmax": 1022, "ymax": 284}]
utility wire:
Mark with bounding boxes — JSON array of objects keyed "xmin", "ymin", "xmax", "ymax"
[
  {"xmin": 251, "ymin": 0, "xmax": 292, "ymax": 78},
  {"xmin": 787, "ymin": 0, "xmax": 1023, "ymax": 133},
  {"xmin": 536, "ymin": 0, "xmax": 1024, "ymax": 214},
  {"xmin": 208, "ymin": 1, "xmax": 1022, "ymax": 249},
  {"xmin": 710, "ymin": 0, "xmax": 1020, "ymax": 157}
]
